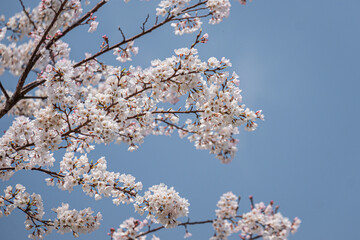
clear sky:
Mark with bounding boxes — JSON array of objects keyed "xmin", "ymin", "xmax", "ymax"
[{"xmin": 0, "ymin": 0, "xmax": 359, "ymax": 239}]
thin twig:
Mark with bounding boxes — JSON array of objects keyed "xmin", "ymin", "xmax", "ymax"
[
  {"xmin": 156, "ymin": 118, "xmax": 197, "ymax": 134},
  {"xmin": 191, "ymin": 29, "xmax": 202, "ymax": 49},
  {"xmin": 140, "ymin": 14, "xmax": 150, "ymax": 32},
  {"xmin": 127, "ymin": 109, "xmax": 204, "ymax": 120},
  {"xmin": 19, "ymin": 0, "xmax": 37, "ymax": 30},
  {"xmin": 118, "ymin": 27, "xmax": 126, "ymax": 41},
  {"xmin": 0, "ymin": 81, "xmax": 9, "ymax": 100}
]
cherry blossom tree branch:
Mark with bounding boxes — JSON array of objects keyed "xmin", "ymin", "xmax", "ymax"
[
  {"xmin": 155, "ymin": 118, "xmax": 197, "ymax": 133},
  {"xmin": 133, "ymin": 219, "xmax": 213, "ymax": 239},
  {"xmin": 123, "ymin": 69, "xmax": 205, "ymax": 101},
  {"xmin": 15, "ymin": 0, "xmax": 67, "ymax": 95},
  {"xmin": 6, "ymin": 167, "xmax": 138, "ymax": 199},
  {"xmin": 21, "ymin": 79, "xmax": 46, "ymax": 96},
  {"xmin": 11, "ymin": 119, "xmax": 90, "ymax": 152},
  {"xmin": 0, "ymin": 166, "xmax": 138, "ymax": 199},
  {"xmin": 128, "ymin": 216, "xmax": 263, "ymax": 239},
  {"xmin": 7, "ymin": 106, "xmax": 201, "ymax": 156},
  {"xmin": 0, "ymin": 1, "xmax": 209, "ymax": 119},
  {"xmin": 73, "ymin": 1, "xmax": 208, "ymax": 68},
  {"xmin": 0, "ymin": 0, "xmax": 68, "ymax": 119},
  {"xmin": 0, "ymin": 167, "xmax": 64, "ymax": 178},
  {"xmin": 2, "ymin": 197, "xmax": 54, "ymax": 227},
  {"xmin": 126, "ymin": 110, "xmax": 203, "ymax": 120}
]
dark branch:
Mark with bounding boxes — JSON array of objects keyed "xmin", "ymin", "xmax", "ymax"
[
  {"xmin": 21, "ymin": 79, "xmax": 46, "ymax": 96},
  {"xmin": 0, "ymin": 167, "xmax": 64, "ymax": 178},
  {"xmin": 0, "ymin": 81, "xmax": 9, "ymax": 100},
  {"xmin": 127, "ymin": 110, "xmax": 204, "ymax": 120},
  {"xmin": 156, "ymin": 118, "xmax": 197, "ymax": 134},
  {"xmin": 134, "ymin": 217, "xmax": 244, "ymax": 239},
  {"xmin": 22, "ymin": 96, "xmax": 47, "ymax": 100}
]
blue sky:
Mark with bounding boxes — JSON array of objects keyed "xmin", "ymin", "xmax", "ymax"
[{"xmin": 0, "ymin": 0, "xmax": 359, "ymax": 239}]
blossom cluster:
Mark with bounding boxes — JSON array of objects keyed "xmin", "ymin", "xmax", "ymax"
[
  {"xmin": 237, "ymin": 202, "xmax": 301, "ymax": 240},
  {"xmin": 215, "ymin": 191, "xmax": 239, "ymax": 219},
  {"xmin": 0, "ymin": 42, "xmax": 261, "ymax": 237},
  {"xmin": 207, "ymin": 0, "xmax": 231, "ymax": 24},
  {"xmin": 156, "ymin": 0, "xmax": 192, "ymax": 17},
  {"xmin": 5, "ymin": 0, "xmax": 81, "ymax": 40},
  {"xmin": 0, "ymin": 116, "xmax": 56, "ymax": 181},
  {"xmin": 155, "ymin": 0, "xmax": 233, "ymax": 35},
  {"xmin": 135, "ymin": 183, "xmax": 189, "ymax": 228},
  {"xmin": 0, "ymin": 184, "xmax": 102, "ymax": 239},
  {"xmin": 53, "ymin": 203, "xmax": 102, "ymax": 237},
  {"xmin": 170, "ymin": 13, "xmax": 202, "ymax": 35},
  {"xmin": 44, "ymin": 153, "xmax": 190, "ymax": 230},
  {"xmin": 0, "ymin": 44, "xmax": 262, "ymax": 184},
  {"xmin": 110, "ymin": 217, "xmax": 150, "ymax": 240},
  {"xmin": 108, "ymin": 192, "xmax": 300, "ymax": 240},
  {"xmin": 211, "ymin": 192, "xmax": 239, "ymax": 239},
  {"xmin": 0, "ymin": 184, "xmax": 104, "ymax": 239},
  {"xmin": 0, "ymin": 184, "xmax": 44, "ymax": 221},
  {"xmin": 113, "ymin": 41, "xmax": 139, "ymax": 63},
  {"xmin": 211, "ymin": 193, "xmax": 301, "ymax": 240},
  {"xmin": 0, "ymin": 0, "xmax": 78, "ymax": 75},
  {"xmin": 46, "ymin": 153, "xmax": 143, "ymax": 204},
  {"xmin": 0, "ymin": 184, "xmax": 52, "ymax": 239}
]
